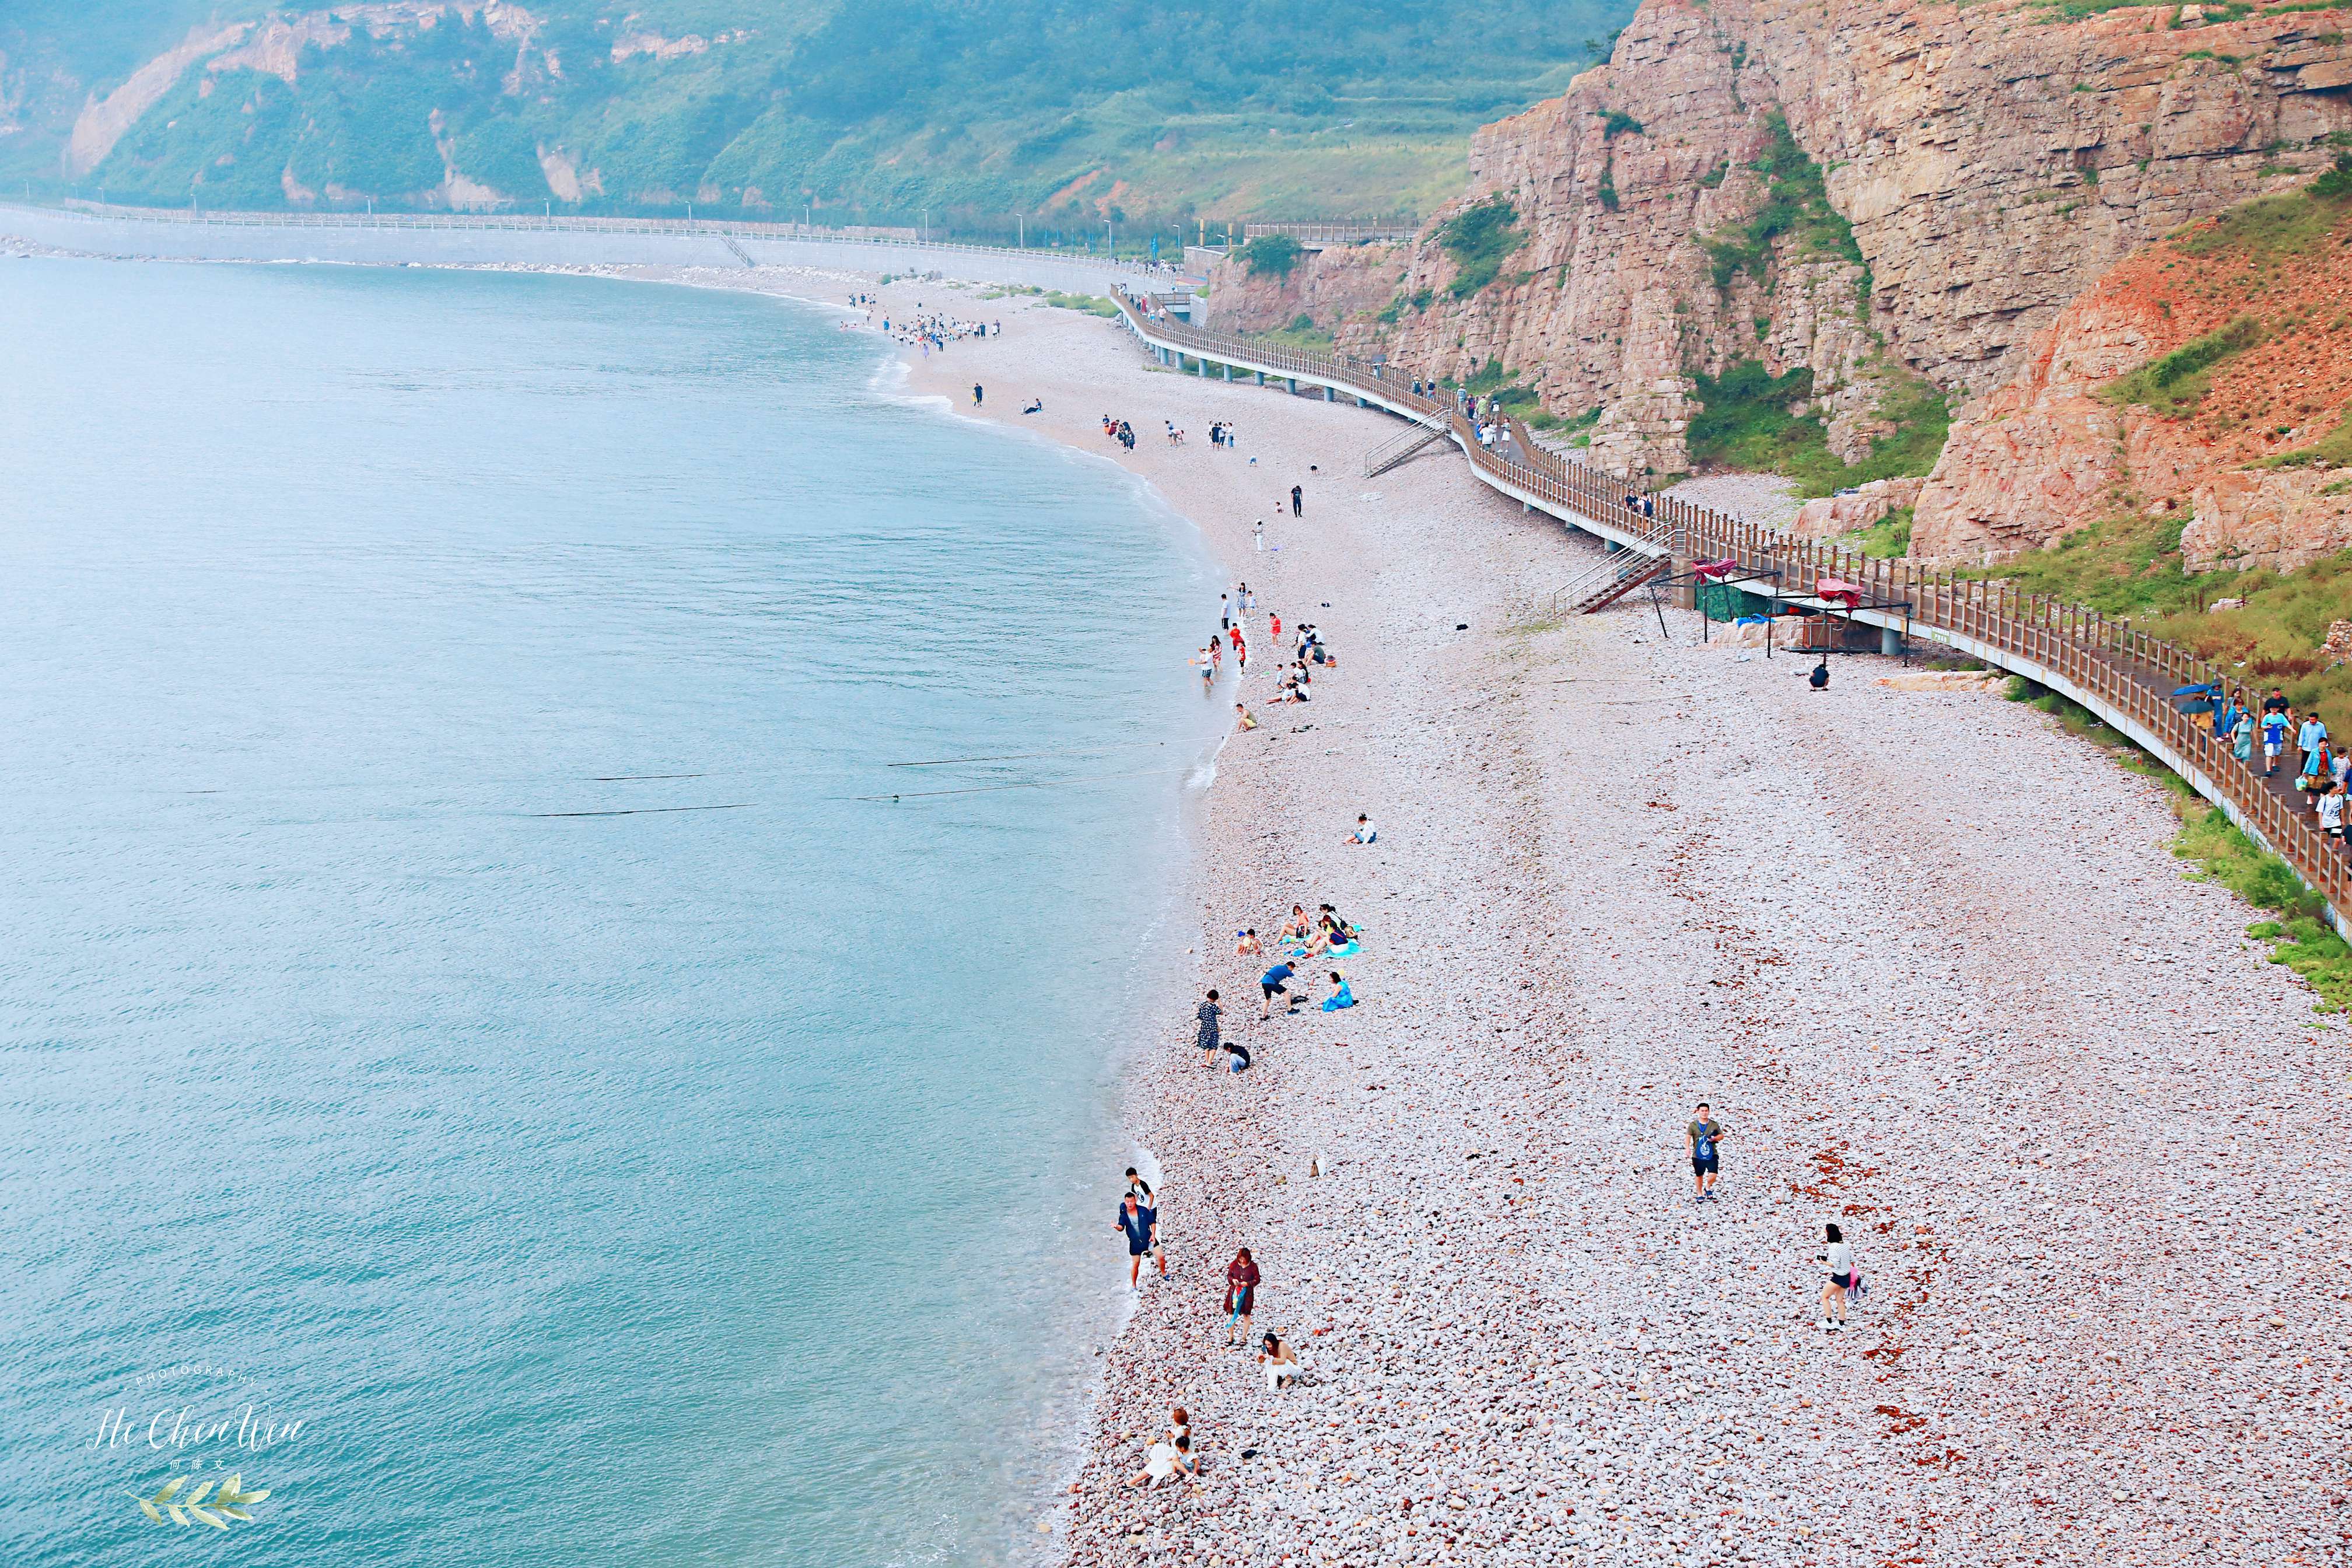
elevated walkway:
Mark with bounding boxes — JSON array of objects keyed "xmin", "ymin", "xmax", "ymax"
[{"xmin": 1109, "ymin": 288, "xmax": 2352, "ymax": 937}]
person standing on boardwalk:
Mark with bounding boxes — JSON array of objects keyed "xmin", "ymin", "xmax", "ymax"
[
  {"xmin": 1224, "ymin": 1247, "xmax": 1259, "ymax": 1343},
  {"xmin": 1290, "ymin": 484, "xmax": 1303, "ymax": 518},
  {"xmin": 1688, "ymin": 1103, "xmax": 1726, "ymax": 1201},
  {"xmin": 2300, "ymin": 709, "xmax": 2329, "ymax": 783},
  {"xmin": 2263, "ymin": 705, "xmax": 2290, "ymax": 776},
  {"xmin": 1116, "ymin": 1191, "xmax": 1161, "ymax": 1289},
  {"xmin": 1196, "ymin": 988, "xmax": 1224, "ymax": 1068}
]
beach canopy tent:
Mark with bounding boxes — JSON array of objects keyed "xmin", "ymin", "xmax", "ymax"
[{"xmin": 1813, "ymin": 577, "xmax": 1866, "ymax": 608}]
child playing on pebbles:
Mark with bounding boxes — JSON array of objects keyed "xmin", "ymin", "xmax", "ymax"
[
  {"xmin": 1345, "ymin": 814, "xmax": 1377, "ymax": 844},
  {"xmin": 1128, "ymin": 1432, "xmax": 1195, "ymax": 1488}
]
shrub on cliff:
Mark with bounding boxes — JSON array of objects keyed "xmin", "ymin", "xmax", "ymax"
[
  {"xmin": 1438, "ymin": 197, "xmax": 1525, "ymax": 298},
  {"xmin": 2100, "ymin": 316, "xmax": 2266, "ymax": 418},
  {"xmin": 1239, "ymin": 235, "xmax": 1302, "ymax": 278}
]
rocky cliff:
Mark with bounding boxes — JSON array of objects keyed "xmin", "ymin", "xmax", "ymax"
[
  {"xmin": 1915, "ymin": 170, "xmax": 2352, "ymax": 566},
  {"xmin": 1206, "ymin": 0, "xmax": 2352, "ymax": 496}
]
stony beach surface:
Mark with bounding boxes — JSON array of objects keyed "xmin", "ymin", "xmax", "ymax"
[{"xmin": 640, "ymin": 265, "xmax": 2352, "ymax": 1565}]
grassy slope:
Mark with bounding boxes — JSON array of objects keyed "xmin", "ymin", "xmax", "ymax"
[
  {"xmin": 5, "ymin": 0, "xmax": 1632, "ymax": 225},
  {"xmin": 2005, "ymin": 677, "xmax": 2352, "ymax": 1010}
]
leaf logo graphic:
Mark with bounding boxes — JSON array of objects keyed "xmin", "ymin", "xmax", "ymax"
[{"xmin": 133, "ymin": 1474, "xmax": 271, "ymax": 1528}]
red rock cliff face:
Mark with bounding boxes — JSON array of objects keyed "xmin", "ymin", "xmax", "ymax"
[{"xmin": 1208, "ymin": 0, "xmax": 2352, "ymax": 488}]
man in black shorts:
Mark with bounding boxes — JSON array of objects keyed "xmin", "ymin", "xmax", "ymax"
[
  {"xmin": 1687, "ymin": 1102, "xmax": 1726, "ymax": 1202},
  {"xmin": 1259, "ymin": 961, "xmax": 1296, "ymax": 1018}
]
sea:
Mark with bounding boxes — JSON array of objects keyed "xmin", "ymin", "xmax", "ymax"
[{"xmin": 0, "ymin": 257, "xmax": 1227, "ymax": 1565}]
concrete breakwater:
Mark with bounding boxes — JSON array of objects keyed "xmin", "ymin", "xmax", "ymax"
[{"xmin": 0, "ymin": 202, "xmax": 1182, "ymax": 295}]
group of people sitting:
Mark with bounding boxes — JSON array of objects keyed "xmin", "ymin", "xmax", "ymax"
[{"xmin": 1240, "ymin": 903, "xmax": 1362, "ymax": 1018}]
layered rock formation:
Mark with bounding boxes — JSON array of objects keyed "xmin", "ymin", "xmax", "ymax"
[
  {"xmin": 1915, "ymin": 179, "xmax": 2352, "ymax": 566},
  {"xmin": 1206, "ymin": 0, "xmax": 2352, "ymax": 493}
]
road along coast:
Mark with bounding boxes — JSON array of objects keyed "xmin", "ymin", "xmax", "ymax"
[{"xmin": 834, "ymin": 276, "xmax": 2352, "ymax": 1568}]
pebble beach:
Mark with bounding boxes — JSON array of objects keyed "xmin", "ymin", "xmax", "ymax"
[{"xmin": 653, "ymin": 265, "xmax": 2352, "ymax": 1564}]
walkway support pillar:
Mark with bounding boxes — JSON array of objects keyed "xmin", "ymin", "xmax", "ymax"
[
  {"xmin": 1323, "ymin": 386, "xmax": 1334, "ymax": 403},
  {"xmin": 1256, "ymin": 371, "xmax": 1265, "ymax": 387},
  {"xmin": 1224, "ymin": 365, "xmax": 1233, "ymax": 382},
  {"xmin": 1287, "ymin": 377, "xmax": 1298, "ymax": 395},
  {"xmin": 1881, "ymin": 625, "xmax": 1903, "ymax": 657}
]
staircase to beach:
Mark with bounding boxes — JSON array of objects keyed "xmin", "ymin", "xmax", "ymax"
[{"xmin": 1107, "ymin": 286, "xmax": 2352, "ymax": 936}]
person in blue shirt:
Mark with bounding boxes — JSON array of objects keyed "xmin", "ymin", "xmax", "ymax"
[
  {"xmin": 2300, "ymin": 712, "xmax": 2328, "ymax": 782},
  {"xmin": 2263, "ymin": 709, "xmax": 2291, "ymax": 776},
  {"xmin": 1259, "ymin": 961, "xmax": 1296, "ymax": 1018},
  {"xmin": 1115, "ymin": 1192, "xmax": 1161, "ymax": 1290}
]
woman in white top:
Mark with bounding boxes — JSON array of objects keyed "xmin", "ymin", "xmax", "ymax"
[
  {"xmin": 1127, "ymin": 1410, "xmax": 1196, "ymax": 1488},
  {"xmin": 1819, "ymin": 1223, "xmax": 1856, "ymax": 1331}
]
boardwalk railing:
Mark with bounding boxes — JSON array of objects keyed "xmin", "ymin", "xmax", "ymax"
[
  {"xmin": 1241, "ymin": 220, "xmax": 1420, "ymax": 246},
  {"xmin": 1111, "ymin": 289, "xmax": 2352, "ymax": 932}
]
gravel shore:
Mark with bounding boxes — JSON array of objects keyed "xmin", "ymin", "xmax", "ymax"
[{"xmin": 634, "ymin": 266, "xmax": 2352, "ymax": 1564}]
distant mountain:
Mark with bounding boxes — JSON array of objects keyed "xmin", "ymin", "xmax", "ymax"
[{"xmin": 0, "ymin": 1, "xmax": 1634, "ymax": 232}]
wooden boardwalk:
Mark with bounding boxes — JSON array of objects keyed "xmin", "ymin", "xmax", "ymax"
[{"xmin": 1112, "ymin": 289, "xmax": 2352, "ymax": 936}]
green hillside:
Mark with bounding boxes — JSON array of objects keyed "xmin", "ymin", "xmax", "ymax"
[{"xmin": 0, "ymin": 1, "xmax": 1631, "ymax": 233}]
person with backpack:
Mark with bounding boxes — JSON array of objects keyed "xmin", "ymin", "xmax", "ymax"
[
  {"xmin": 1819, "ymin": 1223, "xmax": 1859, "ymax": 1331},
  {"xmin": 1687, "ymin": 1103, "xmax": 1726, "ymax": 1201}
]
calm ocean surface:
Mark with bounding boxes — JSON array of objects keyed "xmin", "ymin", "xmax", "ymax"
[{"xmin": 0, "ymin": 258, "xmax": 1223, "ymax": 1564}]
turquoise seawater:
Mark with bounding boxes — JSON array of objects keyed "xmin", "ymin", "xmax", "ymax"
[{"xmin": 0, "ymin": 258, "xmax": 1223, "ymax": 1564}]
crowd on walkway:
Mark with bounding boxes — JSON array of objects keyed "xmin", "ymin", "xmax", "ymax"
[{"xmin": 2214, "ymin": 686, "xmax": 2349, "ymax": 842}]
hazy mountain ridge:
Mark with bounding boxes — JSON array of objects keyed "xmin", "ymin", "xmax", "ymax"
[{"xmin": 0, "ymin": 0, "xmax": 1636, "ymax": 227}]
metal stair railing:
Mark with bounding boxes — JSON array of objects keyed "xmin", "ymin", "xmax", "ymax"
[{"xmin": 1363, "ymin": 410, "xmax": 1455, "ymax": 478}]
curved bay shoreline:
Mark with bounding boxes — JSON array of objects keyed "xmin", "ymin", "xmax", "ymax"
[{"xmin": 327, "ymin": 258, "xmax": 2352, "ymax": 1563}]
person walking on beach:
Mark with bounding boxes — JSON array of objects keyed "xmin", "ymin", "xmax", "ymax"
[
  {"xmin": 1196, "ymin": 988, "xmax": 1224, "ymax": 1068},
  {"xmin": 1116, "ymin": 1191, "xmax": 1162, "ymax": 1289},
  {"xmin": 1819, "ymin": 1223, "xmax": 1857, "ymax": 1331},
  {"xmin": 1254, "ymin": 520, "xmax": 1265, "ymax": 552},
  {"xmin": 1290, "ymin": 484, "xmax": 1303, "ymax": 518},
  {"xmin": 1688, "ymin": 1103, "xmax": 1726, "ymax": 1201},
  {"xmin": 1231, "ymin": 626, "xmax": 1248, "ymax": 672},
  {"xmin": 972, "ymin": 383, "xmax": 983, "ymax": 407},
  {"xmin": 1269, "ymin": 611, "xmax": 1283, "ymax": 645},
  {"xmin": 1221, "ymin": 592, "xmax": 1233, "ymax": 630},
  {"xmin": 1225, "ymin": 1247, "xmax": 1259, "ymax": 1343}
]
